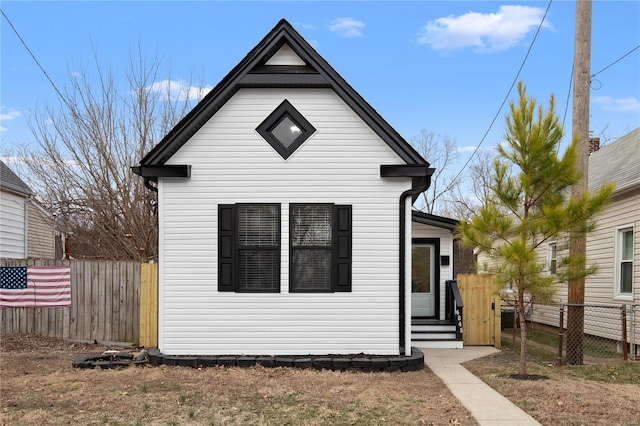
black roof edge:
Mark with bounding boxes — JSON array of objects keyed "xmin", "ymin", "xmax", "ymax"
[
  {"xmin": 131, "ymin": 165, "xmax": 191, "ymax": 178},
  {"xmin": 139, "ymin": 18, "xmax": 428, "ymax": 167},
  {"xmin": 411, "ymin": 210, "xmax": 459, "ymax": 231},
  {"xmin": 380, "ymin": 165, "xmax": 434, "ymax": 178}
]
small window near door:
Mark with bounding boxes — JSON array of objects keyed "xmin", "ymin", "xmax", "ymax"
[
  {"xmin": 548, "ymin": 242, "xmax": 557, "ymax": 274},
  {"xmin": 616, "ymin": 227, "xmax": 634, "ymax": 296}
]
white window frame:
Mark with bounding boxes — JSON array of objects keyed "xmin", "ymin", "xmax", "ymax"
[
  {"xmin": 548, "ymin": 242, "xmax": 557, "ymax": 275},
  {"xmin": 614, "ymin": 225, "xmax": 634, "ymax": 300}
]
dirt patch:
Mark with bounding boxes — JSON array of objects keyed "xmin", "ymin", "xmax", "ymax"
[
  {"xmin": 465, "ymin": 347, "xmax": 640, "ymax": 426},
  {"xmin": 1, "ymin": 333, "xmax": 477, "ymax": 425}
]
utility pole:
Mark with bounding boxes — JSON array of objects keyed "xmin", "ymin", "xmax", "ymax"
[{"xmin": 566, "ymin": 0, "xmax": 592, "ymax": 365}]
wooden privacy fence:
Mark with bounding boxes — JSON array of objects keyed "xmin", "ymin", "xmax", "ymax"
[{"xmin": 0, "ymin": 258, "xmax": 157, "ymax": 346}]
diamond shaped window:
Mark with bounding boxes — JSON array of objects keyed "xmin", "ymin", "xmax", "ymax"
[{"xmin": 256, "ymin": 100, "xmax": 315, "ymax": 160}]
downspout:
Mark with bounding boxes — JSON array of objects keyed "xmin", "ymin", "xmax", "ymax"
[
  {"xmin": 399, "ymin": 174, "xmax": 432, "ymax": 355},
  {"xmin": 144, "ymin": 178, "xmax": 158, "ymax": 193}
]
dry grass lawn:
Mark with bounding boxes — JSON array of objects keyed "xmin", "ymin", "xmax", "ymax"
[
  {"xmin": 464, "ymin": 337, "xmax": 640, "ymax": 426},
  {"xmin": 1, "ymin": 334, "xmax": 476, "ymax": 425}
]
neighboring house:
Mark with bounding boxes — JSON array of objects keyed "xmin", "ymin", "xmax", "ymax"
[
  {"xmin": 524, "ymin": 128, "xmax": 639, "ymax": 345},
  {"xmin": 133, "ymin": 19, "xmax": 463, "ymax": 356},
  {"xmin": 0, "ymin": 160, "xmax": 58, "ymax": 259}
]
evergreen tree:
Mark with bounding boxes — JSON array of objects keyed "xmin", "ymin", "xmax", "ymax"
[{"xmin": 457, "ymin": 82, "xmax": 613, "ymax": 376}]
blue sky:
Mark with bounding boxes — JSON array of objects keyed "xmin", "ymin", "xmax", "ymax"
[{"xmin": 1, "ymin": 1, "xmax": 639, "ymax": 175}]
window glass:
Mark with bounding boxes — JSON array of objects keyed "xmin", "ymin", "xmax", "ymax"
[
  {"xmin": 238, "ymin": 205, "xmax": 279, "ymax": 246},
  {"xmin": 291, "ymin": 249, "xmax": 331, "ymax": 290},
  {"xmin": 270, "ymin": 116, "xmax": 302, "ymax": 148},
  {"xmin": 622, "ymin": 230, "xmax": 633, "ymax": 261},
  {"xmin": 619, "ymin": 229, "xmax": 633, "ymax": 294},
  {"xmin": 291, "ymin": 205, "xmax": 332, "ymax": 246},
  {"xmin": 237, "ymin": 205, "xmax": 279, "ymax": 291},
  {"xmin": 291, "ymin": 205, "xmax": 333, "ymax": 292},
  {"xmin": 549, "ymin": 242, "xmax": 557, "ymax": 274}
]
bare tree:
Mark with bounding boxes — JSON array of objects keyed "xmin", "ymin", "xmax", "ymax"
[
  {"xmin": 19, "ymin": 48, "xmax": 206, "ymax": 260},
  {"xmin": 411, "ymin": 129, "xmax": 461, "ymax": 214},
  {"xmin": 441, "ymin": 149, "xmax": 496, "ymax": 221}
]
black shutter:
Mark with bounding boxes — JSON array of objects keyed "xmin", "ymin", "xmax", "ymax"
[
  {"xmin": 218, "ymin": 204, "xmax": 235, "ymax": 292},
  {"xmin": 333, "ymin": 205, "xmax": 352, "ymax": 292}
]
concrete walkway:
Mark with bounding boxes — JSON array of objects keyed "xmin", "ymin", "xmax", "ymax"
[{"xmin": 419, "ymin": 346, "xmax": 541, "ymax": 426}]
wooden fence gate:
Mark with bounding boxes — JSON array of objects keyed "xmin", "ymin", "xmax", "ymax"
[{"xmin": 457, "ymin": 274, "xmax": 501, "ymax": 347}]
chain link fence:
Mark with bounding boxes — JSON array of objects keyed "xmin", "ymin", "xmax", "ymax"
[{"xmin": 556, "ymin": 304, "xmax": 639, "ymax": 365}]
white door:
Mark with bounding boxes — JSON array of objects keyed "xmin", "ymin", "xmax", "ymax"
[{"xmin": 411, "ymin": 242, "xmax": 436, "ymax": 317}]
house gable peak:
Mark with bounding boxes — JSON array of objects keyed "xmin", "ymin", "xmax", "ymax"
[
  {"xmin": 264, "ymin": 44, "xmax": 306, "ymax": 67},
  {"xmin": 135, "ymin": 18, "xmax": 427, "ymax": 173}
]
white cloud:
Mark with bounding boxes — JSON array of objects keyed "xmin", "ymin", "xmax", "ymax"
[
  {"xmin": 0, "ymin": 107, "xmax": 21, "ymax": 121},
  {"xmin": 416, "ymin": 5, "xmax": 552, "ymax": 53},
  {"xmin": 328, "ymin": 17, "xmax": 366, "ymax": 38},
  {"xmin": 0, "ymin": 107, "xmax": 21, "ymax": 132},
  {"xmin": 146, "ymin": 80, "xmax": 212, "ymax": 102},
  {"xmin": 592, "ymin": 96, "xmax": 640, "ymax": 112}
]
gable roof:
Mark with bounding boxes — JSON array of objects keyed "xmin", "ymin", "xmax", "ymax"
[
  {"xmin": 589, "ymin": 127, "xmax": 640, "ymax": 195},
  {"xmin": 137, "ymin": 19, "xmax": 427, "ymax": 170},
  {"xmin": 0, "ymin": 160, "xmax": 33, "ymax": 196}
]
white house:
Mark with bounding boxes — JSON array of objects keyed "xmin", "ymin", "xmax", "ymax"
[
  {"xmin": 133, "ymin": 19, "xmax": 462, "ymax": 357},
  {"xmin": 0, "ymin": 160, "xmax": 57, "ymax": 259}
]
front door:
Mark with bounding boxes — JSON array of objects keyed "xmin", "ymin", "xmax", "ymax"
[{"xmin": 411, "ymin": 241, "xmax": 436, "ymax": 317}]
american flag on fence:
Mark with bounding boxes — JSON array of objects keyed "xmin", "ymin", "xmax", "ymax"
[{"xmin": 0, "ymin": 266, "xmax": 72, "ymax": 308}]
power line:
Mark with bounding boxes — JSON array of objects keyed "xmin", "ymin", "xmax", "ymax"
[
  {"xmin": 0, "ymin": 8, "xmax": 75, "ymax": 114},
  {"xmin": 591, "ymin": 45, "xmax": 640, "ymax": 79},
  {"xmin": 442, "ymin": 0, "xmax": 554, "ymax": 195},
  {"xmin": 562, "ymin": 64, "xmax": 573, "ymax": 131}
]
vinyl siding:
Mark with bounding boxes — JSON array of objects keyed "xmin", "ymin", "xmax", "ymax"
[
  {"xmin": 0, "ymin": 191, "xmax": 26, "ymax": 259},
  {"xmin": 412, "ymin": 221, "xmax": 455, "ymax": 320},
  {"xmin": 528, "ymin": 189, "xmax": 640, "ymax": 341},
  {"xmin": 158, "ymin": 88, "xmax": 411, "ymax": 355},
  {"xmin": 585, "ymin": 189, "xmax": 639, "ymax": 304},
  {"xmin": 27, "ymin": 201, "xmax": 55, "ymax": 258}
]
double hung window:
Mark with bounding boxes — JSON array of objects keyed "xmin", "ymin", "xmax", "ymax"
[
  {"xmin": 218, "ymin": 203, "xmax": 351, "ymax": 293},
  {"xmin": 218, "ymin": 204, "xmax": 281, "ymax": 293},
  {"xmin": 616, "ymin": 227, "xmax": 634, "ymax": 296},
  {"xmin": 548, "ymin": 242, "xmax": 557, "ymax": 274},
  {"xmin": 289, "ymin": 204, "xmax": 351, "ymax": 293}
]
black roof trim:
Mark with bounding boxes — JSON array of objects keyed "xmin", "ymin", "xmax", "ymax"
[
  {"xmin": 131, "ymin": 165, "xmax": 191, "ymax": 178},
  {"xmin": 249, "ymin": 65, "xmax": 318, "ymax": 74},
  {"xmin": 138, "ymin": 19, "xmax": 427, "ymax": 167},
  {"xmin": 411, "ymin": 210, "xmax": 459, "ymax": 231},
  {"xmin": 239, "ymin": 73, "xmax": 330, "ymax": 87},
  {"xmin": 380, "ymin": 165, "xmax": 434, "ymax": 178}
]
